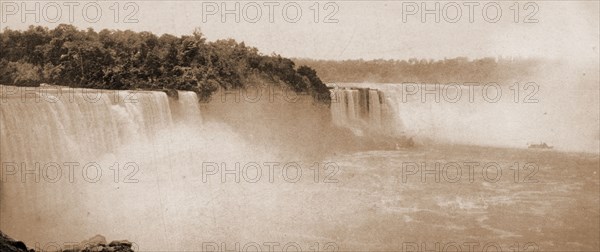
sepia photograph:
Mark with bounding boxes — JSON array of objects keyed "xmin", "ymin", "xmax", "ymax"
[{"xmin": 0, "ymin": 0, "xmax": 599, "ymax": 251}]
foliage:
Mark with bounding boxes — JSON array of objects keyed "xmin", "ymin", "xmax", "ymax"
[{"xmin": 0, "ymin": 25, "xmax": 330, "ymax": 103}]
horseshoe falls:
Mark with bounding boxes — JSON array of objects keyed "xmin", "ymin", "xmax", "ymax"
[{"xmin": 329, "ymin": 83, "xmax": 599, "ymax": 153}]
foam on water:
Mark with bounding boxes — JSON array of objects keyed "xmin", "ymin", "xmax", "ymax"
[
  {"xmin": 0, "ymin": 83, "xmax": 597, "ymax": 251},
  {"xmin": 329, "ymin": 82, "xmax": 600, "ymax": 153}
]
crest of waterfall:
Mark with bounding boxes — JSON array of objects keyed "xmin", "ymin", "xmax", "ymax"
[
  {"xmin": 329, "ymin": 87, "xmax": 396, "ymax": 137},
  {"xmin": 169, "ymin": 91, "xmax": 202, "ymax": 124},
  {"xmin": 0, "ymin": 86, "xmax": 210, "ymax": 164}
]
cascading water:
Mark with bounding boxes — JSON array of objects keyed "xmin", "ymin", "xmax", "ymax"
[
  {"xmin": 0, "ymin": 87, "xmax": 209, "ymax": 158},
  {"xmin": 0, "ymin": 87, "xmax": 178, "ymax": 163},
  {"xmin": 1, "ymin": 84, "xmax": 598, "ymax": 251},
  {"xmin": 329, "ymin": 87, "xmax": 395, "ymax": 137},
  {"xmin": 0, "ymin": 86, "xmax": 233, "ymax": 250},
  {"xmin": 169, "ymin": 91, "xmax": 202, "ymax": 124},
  {"xmin": 328, "ymin": 83, "xmax": 600, "ymax": 153},
  {"xmin": 2, "ymin": 83, "xmax": 350, "ymax": 251}
]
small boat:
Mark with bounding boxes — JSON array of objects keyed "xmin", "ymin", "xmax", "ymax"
[{"xmin": 528, "ymin": 142, "xmax": 553, "ymax": 149}]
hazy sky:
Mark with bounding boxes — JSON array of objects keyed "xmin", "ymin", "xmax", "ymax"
[{"xmin": 1, "ymin": 1, "xmax": 598, "ymax": 60}]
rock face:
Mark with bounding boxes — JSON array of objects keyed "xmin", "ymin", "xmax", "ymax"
[
  {"xmin": 0, "ymin": 231, "xmax": 33, "ymax": 252},
  {"xmin": 62, "ymin": 234, "xmax": 134, "ymax": 252},
  {"xmin": 0, "ymin": 231, "xmax": 134, "ymax": 252}
]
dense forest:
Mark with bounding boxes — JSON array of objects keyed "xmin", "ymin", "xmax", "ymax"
[
  {"xmin": 294, "ymin": 57, "xmax": 543, "ymax": 84},
  {"xmin": 0, "ymin": 25, "xmax": 331, "ymax": 102}
]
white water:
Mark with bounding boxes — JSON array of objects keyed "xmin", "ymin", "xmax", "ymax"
[
  {"xmin": 330, "ymin": 83, "xmax": 600, "ymax": 153},
  {"xmin": 329, "ymin": 88, "xmax": 396, "ymax": 137},
  {"xmin": 0, "ymin": 84, "xmax": 598, "ymax": 251},
  {"xmin": 0, "ymin": 87, "xmax": 206, "ymax": 163},
  {"xmin": 0, "ymin": 85, "xmax": 334, "ymax": 250},
  {"xmin": 0, "ymin": 86, "xmax": 226, "ymax": 250}
]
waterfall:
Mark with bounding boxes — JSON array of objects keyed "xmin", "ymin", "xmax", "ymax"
[
  {"xmin": 169, "ymin": 91, "xmax": 202, "ymax": 124},
  {"xmin": 328, "ymin": 83, "xmax": 600, "ymax": 153},
  {"xmin": 368, "ymin": 89, "xmax": 382, "ymax": 129},
  {"xmin": 0, "ymin": 87, "xmax": 181, "ymax": 164},
  {"xmin": 1, "ymin": 83, "xmax": 597, "ymax": 250},
  {"xmin": 0, "ymin": 85, "xmax": 227, "ymax": 249},
  {"xmin": 0, "ymin": 84, "xmax": 332, "ymax": 250},
  {"xmin": 329, "ymin": 87, "xmax": 391, "ymax": 136}
]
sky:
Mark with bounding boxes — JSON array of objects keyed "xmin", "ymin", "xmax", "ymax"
[{"xmin": 1, "ymin": 1, "xmax": 599, "ymax": 61}]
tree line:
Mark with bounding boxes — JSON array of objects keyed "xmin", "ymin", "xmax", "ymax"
[
  {"xmin": 294, "ymin": 57, "xmax": 543, "ymax": 84},
  {"xmin": 0, "ymin": 25, "xmax": 331, "ymax": 102}
]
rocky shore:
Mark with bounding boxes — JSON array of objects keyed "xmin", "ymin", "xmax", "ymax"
[{"xmin": 0, "ymin": 231, "xmax": 134, "ymax": 252}]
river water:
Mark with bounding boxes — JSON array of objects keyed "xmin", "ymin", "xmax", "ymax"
[{"xmin": 0, "ymin": 84, "xmax": 598, "ymax": 251}]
